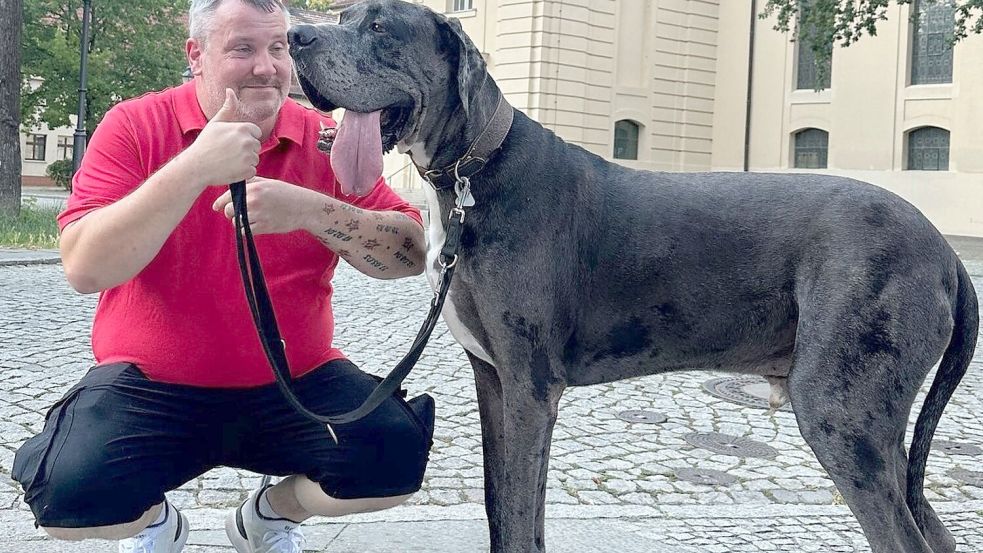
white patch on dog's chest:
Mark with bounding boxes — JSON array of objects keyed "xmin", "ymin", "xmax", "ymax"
[{"xmin": 423, "ymin": 185, "xmax": 494, "ymax": 366}]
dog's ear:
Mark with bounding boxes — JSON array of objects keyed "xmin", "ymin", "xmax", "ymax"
[{"xmin": 435, "ymin": 14, "xmax": 486, "ymax": 117}]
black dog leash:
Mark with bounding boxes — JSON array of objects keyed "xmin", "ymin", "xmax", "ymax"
[{"xmin": 230, "ymin": 180, "xmax": 466, "ymax": 441}]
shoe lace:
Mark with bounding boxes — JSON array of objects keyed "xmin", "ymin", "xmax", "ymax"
[{"xmin": 262, "ymin": 526, "xmax": 305, "ymax": 553}]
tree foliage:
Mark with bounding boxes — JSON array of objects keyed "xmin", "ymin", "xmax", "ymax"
[
  {"xmin": 762, "ymin": 0, "xmax": 983, "ymax": 53},
  {"xmin": 760, "ymin": 1, "xmax": 983, "ymax": 89},
  {"xmin": 21, "ymin": 0, "xmax": 188, "ymax": 132},
  {"xmin": 288, "ymin": 0, "xmax": 333, "ymax": 11}
]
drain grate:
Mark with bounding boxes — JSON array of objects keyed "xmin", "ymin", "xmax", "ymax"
[
  {"xmin": 933, "ymin": 440, "xmax": 983, "ymax": 456},
  {"xmin": 948, "ymin": 467, "xmax": 983, "ymax": 487},
  {"xmin": 674, "ymin": 467, "xmax": 738, "ymax": 486},
  {"xmin": 702, "ymin": 375, "xmax": 791, "ymax": 411},
  {"xmin": 684, "ymin": 432, "xmax": 778, "ymax": 459},
  {"xmin": 617, "ymin": 410, "xmax": 668, "ymax": 424}
]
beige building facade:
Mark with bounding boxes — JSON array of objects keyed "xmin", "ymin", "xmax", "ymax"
[
  {"xmin": 385, "ymin": 0, "xmax": 983, "ymax": 237},
  {"xmin": 21, "ymin": 1, "xmax": 981, "ymax": 237}
]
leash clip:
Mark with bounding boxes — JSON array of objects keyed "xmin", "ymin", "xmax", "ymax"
[{"xmin": 454, "ymin": 176, "xmax": 474, "ymax": 209}]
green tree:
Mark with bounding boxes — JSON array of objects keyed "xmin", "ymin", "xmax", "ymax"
[
  {"xmin": 762, "ymin": 0, "xmax": 983, "ymax": 87},
  {"xmin": 20, "ymin": 0, "xmax": 187, "ymax": 134},
  {"xmin": 288, "ymin": 0, "xmax": 333, "ymax": 11}
]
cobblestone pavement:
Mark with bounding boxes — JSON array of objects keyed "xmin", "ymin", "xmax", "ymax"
[{"xmin": 1, "ymin": 254, "xmax": 982, "ymax": 551}]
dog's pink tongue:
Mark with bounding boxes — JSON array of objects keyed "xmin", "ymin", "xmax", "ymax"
[{"xmin": 330, "ymin": 110, "xmax": 383, "ymax": 196}]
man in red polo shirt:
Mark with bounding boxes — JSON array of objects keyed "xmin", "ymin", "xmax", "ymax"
[{"xmin": 11, "ymin": 1, "xmax": 434, "ymax": 552}]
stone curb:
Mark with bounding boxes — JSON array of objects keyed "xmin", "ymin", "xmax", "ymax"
[{"xmin": 0, "ymin": 250, "xmax": 61, "ymax": 267}]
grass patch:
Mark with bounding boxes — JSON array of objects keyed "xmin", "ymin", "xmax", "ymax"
[{"xmin": 0, "ymin": 198, "xmax": 60, "ymax": 249}]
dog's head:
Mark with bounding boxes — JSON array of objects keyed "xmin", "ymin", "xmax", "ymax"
[{"xmin": 289, "ymin": 0, "xmax": 486, "ymax": 193}]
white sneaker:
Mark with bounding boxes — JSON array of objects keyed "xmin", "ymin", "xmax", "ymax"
[
  {"xmin": 225, "ymin": 485, "xmax": 305, "ymax": 553},
  {"xmin": 118, "ymin": 502, "xmax": 189, "ymax": 553}
]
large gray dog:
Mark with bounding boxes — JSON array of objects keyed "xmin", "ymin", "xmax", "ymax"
[{"xmin": 288, "ymin": 2, "xmax": 978, "ymax": 552}]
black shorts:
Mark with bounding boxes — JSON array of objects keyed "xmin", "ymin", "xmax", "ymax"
[{"xmin": 12, "ymin": 360, "xmax": 435, "ymax": 528}]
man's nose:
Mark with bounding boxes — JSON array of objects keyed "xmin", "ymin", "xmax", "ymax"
[
  {"xmin": 253, "ymin": 50, "xmax": 276, "ymax": 76},
  {"xmin": 288, "ymin": 25, "xmax": 319, "ymax": 49}
]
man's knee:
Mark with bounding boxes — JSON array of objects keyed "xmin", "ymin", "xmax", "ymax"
[
  {"xmin": 291, "ymin": 475, "xmax": 414, "ymax": 516},
  {"xmin": 18, "ymin": 443, "xmax": 162, "ymax": 532},
  {"xmin": 41, "ymin": 503, "xmax": 162, "ymax": 541}
]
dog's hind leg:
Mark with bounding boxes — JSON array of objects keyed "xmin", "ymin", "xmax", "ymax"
[
  {"xmin": 787, "ymin": 290, "xmax": 952, "ymax": 553},
  {"xmin": 789, "ymin": 363, "xmax": 935, "ymax": 552},
  {"xmin": 893, "ymin": 445, "xmax": 956, "ymax": 553}
]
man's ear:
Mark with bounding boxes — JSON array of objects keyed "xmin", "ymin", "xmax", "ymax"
[
  {"xmin": 435, "ymin": 14, "xmax": 486, "ymax": 118},
  {"xmin": 186, "ymin": 38, "xmax": 204, "ymax": 76}
]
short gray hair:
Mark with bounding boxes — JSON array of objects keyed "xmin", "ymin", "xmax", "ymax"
[{"xmin": 188, "ymin": 0, "xmax": 291, "ymax": 44}]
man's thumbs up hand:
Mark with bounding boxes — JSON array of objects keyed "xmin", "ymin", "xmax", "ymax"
[
  {"xmin": 179, "ymin": 88, "xmax": 263, "ymax": 189},
  {"xmin": 212, "ymin": 88, "xmax": 242, "ymax": 122}
]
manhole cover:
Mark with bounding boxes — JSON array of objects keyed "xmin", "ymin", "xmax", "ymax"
[
  {"xmin": 702, "ymin": 376, "xmax": 791, "ymax": 411},
  {"xmin": 617, "ymin": 410, "xmax": 668, "ymax": 424},
  {"xmin": 948, "ymin": 467, "xmax": 983, "ymax": 487},
  {"xmin": 934, "ymin": 440, "xmax": 982, "ymax": 456},
  {"xmin": 674, "ymin": 467, "xmax": 737, "ymax": 486},
  {"xmin": 684, "ymin": 432, "xmax": 778, "ymax": 459}
]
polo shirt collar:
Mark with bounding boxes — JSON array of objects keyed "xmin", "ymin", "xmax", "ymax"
[{"xmin": 173, "ymin": 80, "xmax": 305, "ymax": 147}]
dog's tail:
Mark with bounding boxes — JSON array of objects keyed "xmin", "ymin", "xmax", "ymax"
[{"xmin": 906, "ymin": 260, "xmax": 978, "ymax": 529}]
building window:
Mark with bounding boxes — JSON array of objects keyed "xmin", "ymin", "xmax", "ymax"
[
  {"xmin": 448, "ymin": 0, "xmax": 473, "ymax": 12},
  {"xmin": 793, "ymin": 128, "xmax": 828, "ymax": 169},
  {"xmin": 25, "ymin": 134, "xmax": 46, "ymax": 161},
  {"xmin": 907, "ymin": 127, "xmax": 949, "ymax": 170},
  {"xmin": 795, "ymin": 0, "xmax": 832, "ymax": 90},
  {"xmin": 613, "ymin": 120, "xmax": 640, "ymax": 160},
  {"xmin": 57, "ymin": 136, "xmax": 73, "ymax": 160},
  {"xmin": 911, "ymin": 0, "xmax": 955, "ymax": 85}
]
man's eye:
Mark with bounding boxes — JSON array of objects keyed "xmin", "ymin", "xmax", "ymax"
[{"xmin": 370, "ymin": 22, "xmax": 385, "ymax": 33}]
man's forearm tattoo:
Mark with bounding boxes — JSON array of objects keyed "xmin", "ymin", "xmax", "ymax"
[
  {"xmin": 321, "ymin": 229, "xmax": 353, "ymax": 242},
  {"xmin": 393, "ymin": 250, "xmax": 416, "ymax": 268},
  {"xmin": 364, "ymin": 254, "xmax": 389, "ymax": 272}
]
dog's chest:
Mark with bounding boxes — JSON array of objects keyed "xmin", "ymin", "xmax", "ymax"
[{"xmin": 423, "ymin": 186, "xmax": 495, "ymax": 366}]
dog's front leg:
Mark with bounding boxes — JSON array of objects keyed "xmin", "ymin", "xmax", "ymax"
[
  {"xmin": 469, "ymin": 353, "xmax": 508, "ymax": 551},
  {"xmin": 491, "ymin": 368, "xmax": 563, "ymax": 553}
]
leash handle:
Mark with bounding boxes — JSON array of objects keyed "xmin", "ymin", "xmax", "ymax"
[{"xmin": 229, "ymin": 181, "xmax": 458, "ymax": 433}]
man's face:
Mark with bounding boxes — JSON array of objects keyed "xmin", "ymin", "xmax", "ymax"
[{"xmin": 187, "ymin": 0, "xmax": 292, "ymax": 123}]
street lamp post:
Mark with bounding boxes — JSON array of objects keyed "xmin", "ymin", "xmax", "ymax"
[{"xmin": 72, "ymin": 0, "xmax": 92, "ymax": 174}]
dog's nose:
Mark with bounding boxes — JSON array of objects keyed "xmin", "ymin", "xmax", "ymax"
[{"xmin": 288, "ymin": 25, "xmax": 319, "ymax": 49}]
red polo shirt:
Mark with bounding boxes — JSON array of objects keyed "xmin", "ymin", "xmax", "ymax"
[{"xmin": 58, "ymin": 82, "xmax": 422, "ymax": 387}]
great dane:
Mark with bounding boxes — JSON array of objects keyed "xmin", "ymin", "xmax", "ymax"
[{"xmin": 287, "ymin": 1, "xmax": 979, "ymax": 551}]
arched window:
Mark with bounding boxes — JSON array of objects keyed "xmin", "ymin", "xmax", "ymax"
[
  {"xmin": 907, "ymin": 127, "xmax": 950, "ymax": 170},
  {"xmin": 911, "ymin": 0, "xmax": 955, "ymax": 85},
  {"xmin": 613, "ymin": 120, "xmax": 640, "ymax": 160},
  {"xmin": 793, "ymin": 128, "xmax": 828, "ymax": 169}
]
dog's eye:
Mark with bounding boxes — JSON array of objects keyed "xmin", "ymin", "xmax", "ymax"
[{"xmin": 370, "ymin": 22, "xmax": 385, "ymax": 33}]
